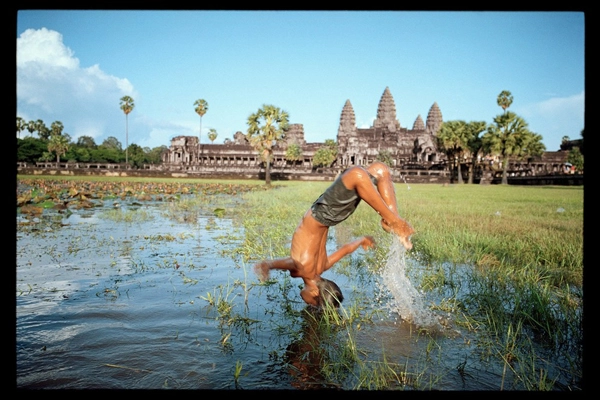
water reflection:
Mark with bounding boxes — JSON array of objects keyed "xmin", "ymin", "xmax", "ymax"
[{"xmin": 285, "ymin": 307, "xmax": 342, "ymax": 390}]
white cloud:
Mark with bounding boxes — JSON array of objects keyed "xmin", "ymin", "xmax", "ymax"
[
  {"xmin": 16, "ymin": 28, "xmax": 137, "ymax": 144},
  {"xmin": 517, "ymin": 92, "xmax": 585, "ymax": 145},
  {"xmin": 17, "ymin": 28, "xmax": 79, "ymax": 69}
]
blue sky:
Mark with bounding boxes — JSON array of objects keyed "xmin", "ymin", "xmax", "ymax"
[{"xmin": 16, "ymin": 10, "xmax": 585, "ymax": 152}]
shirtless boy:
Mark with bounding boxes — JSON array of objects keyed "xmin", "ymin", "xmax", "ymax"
[{"xmin": 254, "ymin": 161, "xmax": 414, "ymax": 308}]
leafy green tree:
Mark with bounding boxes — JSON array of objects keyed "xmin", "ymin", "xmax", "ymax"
[
  {"xmin": 92, "ymin": 136, "xmax": 124, "ymax": 163},
  {"xmin": 91, "ymin": 147, "xmax": 122, "ymax": 163},
  {"xmin": 47, "ymin": 132, "xmax": 71, "ymax": 162},
  {"xmin": 100, "ymin": 136, "xmax": 123, "ymax": 151},
  {"xmin": 285, "ymin": 143, "xmax": 303, "ymax": 166},
  {"xmin": 77, "ymin": 135, "xmax": 97, "ymax": 149},
  {"xmin": 208, "ymin": 128, "xmax": 218, "ymax": 143},
  {"xmin": 73, "ymin": 147, "xmax": 92, "ymax": 162},
  {"xmin": 17, "ymin": 137, "xmax": 47, "ymax": 163},
  {"xmin": 247, "ymin": 104, "xmax": 289, "ymax": 185},
  {"xmin": 194, "ymin": 99, "xmax": 209, "ymax": 145},
  {"xmin": 567, "ymin": 146, "xmax": 584, "ymax": 173},
  {"xmin": 146, "ymin": 145, "xmax": 167, "ymax": 164},
  {"xmin": 120, "ymin": 95, "xmax": 135, "ymax": 164},
  {"xmin": 127, "ymin": 143, "xmax": 147, "ymax": 168},
  {"xmin": 312, "ymin": 139, "xmax": 338, "ymax": 168},
  {"xmin": 376, "ymin": 149, "xmax": 393, "ymax": 167},
  {"xmin": 437, "ymin": 120, "xmax": 468, "ymax": 183}
]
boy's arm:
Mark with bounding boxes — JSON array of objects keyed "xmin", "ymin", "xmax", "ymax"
[{"xmin": 325, "ymin": 236, "xmax": 375, "ymax": 272}]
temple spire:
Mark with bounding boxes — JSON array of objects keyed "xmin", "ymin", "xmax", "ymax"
[
  {"xmin": 412, "ymin": 114, "xmax": 425, "ymax": 130},
  {"xmin": 373, "ymin": 86, "xmax": 400, "ymax": 132},
  {"xmin": 425, "ymin": 102, "xmax": 443, "ymax": 135}
]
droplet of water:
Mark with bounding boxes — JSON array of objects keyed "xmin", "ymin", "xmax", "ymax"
[{"xmin": 379, "ymin": 238, "xmax": 439, "ymax": 328}]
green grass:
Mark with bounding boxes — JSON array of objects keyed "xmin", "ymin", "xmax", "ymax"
[
  {"xmin": 238, "ymin": 182, "xmax": 583, "ymax": 286},
  {"xmin": 235, "ymin": 181, "xmax": 583, "ymax": 390},
  {"xmin": 17, "ymin": 175, "xmax": 583, "ymax": 390}
]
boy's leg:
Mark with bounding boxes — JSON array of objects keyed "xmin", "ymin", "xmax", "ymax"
[
  {"xmin": 254, "ymin": 258, "xmax": 296, "ymax": 282},
  {"xmin": 342, "ymin": 164, "xmax": 400, "ymax": 227},
  {"xmin": 367, "ymin": 162, "xmax": 398, "ymax": 214}
]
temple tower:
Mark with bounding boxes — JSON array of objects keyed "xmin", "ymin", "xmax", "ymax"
[
  {"xmin": 337, "ymin": 99, "xmax": 357, "ymax": 152},
  {"xmin": 412, "ymin": 115, "xmax": 425, "ymax": 131},
  {"xmin": 425, "ymin": 102, "xmax": 443, "ymax": 135},
  {"xmin": 373, "ymin": 86, "xmax": 401, "ymax": 132}
]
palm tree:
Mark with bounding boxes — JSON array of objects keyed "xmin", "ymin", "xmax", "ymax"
[
  {"xmin": 464, "ymin": 121, "xmax": 488, "ymax": 184},
  {"xmin": 497, "ymin": 90, "xmax": 513, "ymax": 114},
  {"xmin": 48, "ymin": 132, "xmax": 70, "ymax": 163},
  {"xmin": 26, "ymin": 120, "xmax": 36, "ymax": 137},
  {"xmin": 208, "ymin": 128, "xmax": 218, "ymax": 143},
  {"xmin": 16, "ymin": 116, "xmax": 25, "ymax": 138},
  {"xmin": 247, "ymin": 104, "xmax": 289, "ymax": 185},
  {"xmin": 482, "ymin": 111, "xmax": 532, "ymax": 184},
  {"xmin": 194, "ymin": 99, "xmax": 208, "ymax": 144},
  {"xmin": 35, "ymin": 119, "xmax": 49, "ymax": 140},
  {"xmin": 437, "ymin": 120, "xmax": 468, "ymax": 183},
  {"xmin": 50, "ymin": 121, "xmax": 64, "ymax": 136},
  {"xmin": 119, "ymin": 96, "xmax": 135, "ymax": 165}
]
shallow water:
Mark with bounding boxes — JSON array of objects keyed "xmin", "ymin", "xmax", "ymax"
[{"xmin": 16, "ymin": 191, "xmax": 579, "ymax": 390}]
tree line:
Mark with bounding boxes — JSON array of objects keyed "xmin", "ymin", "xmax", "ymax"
[
  {"xmin": 17, "ymin": 91, "xmax": 583, "ymax": 184},
  {"xmin": 16, "ymin": 117, "xmax": 166, "ymax": 167},
  {"xmin": 434, "ymin": 90, "xmax": 583, "ymax": 184}
]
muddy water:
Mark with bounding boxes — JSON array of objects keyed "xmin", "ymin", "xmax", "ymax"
[{"xmin": 16, "ymin": 194, "xmax": 576, "ymax": 390}]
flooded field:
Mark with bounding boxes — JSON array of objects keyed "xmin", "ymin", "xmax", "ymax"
[{"xmin": 16, "ymin": 180, "xmax": 582, "ymax": 390}]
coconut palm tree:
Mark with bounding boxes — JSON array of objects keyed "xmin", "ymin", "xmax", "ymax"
[
  {"xmin": 119, "ymin": 96, "xmax": 135, "ymax": 165},
  {"xmin": 247, "ymin": 104, "xmax": 289, "ymax": 185},
  {"xmin": 194, "ymin": 99, "xmax": 208, "ymax": 144}
]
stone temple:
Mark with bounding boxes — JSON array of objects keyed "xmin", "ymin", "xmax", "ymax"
[
  {"xmin": 161, "ymin": 86, "xmax": 445, "ymax": 173},
  {"xmin": 336, "ymin": 86, "xmax": 443, "ymax": 167}
]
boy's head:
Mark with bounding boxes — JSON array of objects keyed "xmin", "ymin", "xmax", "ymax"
[{"xmin": 316, "ymin": 278, "xmax": 344, "ymax": 308}]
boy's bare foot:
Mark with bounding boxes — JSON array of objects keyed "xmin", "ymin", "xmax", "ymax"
[{"xmin": 254, "ymin": 262, "xmax": 270, "ymax": 282}]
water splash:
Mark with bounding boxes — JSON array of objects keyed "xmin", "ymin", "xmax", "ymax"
[{"xmin": 380, "ymin": 238, "xmax": 439, "ymax": 328}]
